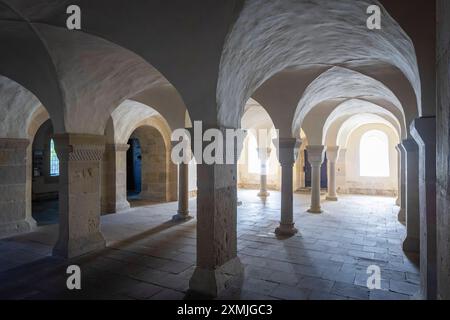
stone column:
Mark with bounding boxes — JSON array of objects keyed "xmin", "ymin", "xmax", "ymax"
[
  {"xmin": 397, "ymin": 144, "xmax": 407, "ymax": 222},
  {"xmin": 102, "ymin": 144, "xmax": 130, "ymax": 214},
  {"xmin": 395, "ymin": 145, "xmax": 401, "ymax": 206},
  {"xmin": 411, "ymin": 117, "xmax": 437, "ymax": 300},
  {"xmin": 173, "ymin": 161, "xmax": 192, "ymax": 221},
  {"xmin": 307, "ymin": 145, "xmax": 325, "ymax": 214},
  {"xmin": 326, "ymin": 146, "xmax": 340, "ymax": 201},
  {"xmin": 189, "ymin": 127, "xmax": 243, "ymax": 297},
  {"xmin": 400, "ymin": 138, "xmax": 420, "ymax": 253},
  {"xmin": 52, "ymin": 134, "xmax": 106, "ymax": 259},
  {"xmin": 274, "ymin": 138, "xmax": 300, "ymax": 237},
  {"xmin": 0, "ymin": 139, "xmax": 36, "ymax": 238},
  {"xmin": 257, "ymin": 147, "xmax": 271, "ymax": 198}
]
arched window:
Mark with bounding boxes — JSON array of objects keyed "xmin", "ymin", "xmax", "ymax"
[
  {"xmin": 359, "ymin": 130, "xmax": 390, "ymax": 177},
  {"xmin": 49, "ymin": 139, "xmax": 59, "ymax": 176}
]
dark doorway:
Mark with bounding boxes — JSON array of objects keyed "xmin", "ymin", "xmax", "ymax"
[
  {"xmin": 304, "ymin": 150, "xmax": 328, "ymax": 189},
  {"xmin": 127, "ymin": 138, "xmax": 142, "ymax": 197}
]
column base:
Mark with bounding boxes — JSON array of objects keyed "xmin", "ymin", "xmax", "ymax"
[
  {"xmin": 402, "ymin": 236, "xmax": 420, "ymax": 253},
  {"xmin": 397, "ymin": 208, "xmax": 406, "ymax": 223},
  {"xmin": 258, "ymin": 191, "xmax": 270, "ymax": 198},
  {"xmin": 275, "ymin": 223, "xmax": 298, "ymax": 237},
  {"xmin": 172, "ymin": 212, "xmax": 193, "ymax": 222},
  {"xmin": 188, "ymin": 257, "xmax": 244, "ymax": 298},
  {"xmin": 0, "ymin": 218, "xmax": 36, "ymax": 239},
  {"xmin": 53, "ymin": 231, "xmax": 106, "ymax": 259},
  {"xmin": 116, "ymin": 200, "xmax": 131, "ymax": 213},
  {"xmin": 326, "ymin": 196, "xmax": 338, "ymax": 201},
  {"xmin": 308, "ymin": 207, "xmax": 323, "ymax": 214}
]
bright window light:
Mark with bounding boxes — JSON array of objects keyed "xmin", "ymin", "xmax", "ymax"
[
  {"xmin": 50, "ymin": 139, "xmax": 59, "ymax": 177},
  {"xmin": 359, "ymin": 130, "xmax": 390, "ymax": 177},
  {"xmin": 248, "ymin": 134, "xmax": 266, "ymax": 174}
]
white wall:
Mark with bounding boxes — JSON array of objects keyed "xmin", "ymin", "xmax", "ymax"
[
  {"xmin": 237, "ymin": 135, "xmax": 281, "ymax": 190},
  {"xmin": 337, "ymin": 123, "xmax": 399, "ymax": 196},
  {"xmin": 188, "ymin": 159, "xmax": 197, "ymax": 195}
]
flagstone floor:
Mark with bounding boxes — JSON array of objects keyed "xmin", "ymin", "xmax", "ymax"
[{"xmin": 0, "ymin": 190, "xmax": 419, "ymax": 300}]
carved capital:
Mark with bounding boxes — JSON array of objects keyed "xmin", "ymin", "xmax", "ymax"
[{"xmin": 53, "ymin": 134, "xmax": 105, "ymax": 162}]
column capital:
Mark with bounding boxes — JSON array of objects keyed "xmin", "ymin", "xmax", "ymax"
[
  {"xmin": 53, "ymin": 133, "xmax": 106, "ymax": 162},
  {"xmin": 410, "ymin": 116, "xmax": 436, "ymax": 147},
  {"xmin": 326, "ymin": 146, "xmax": 340, "ymax": 162},
  {"xmin": 273, "ymin": 138, "xmax": 301, "ymax": 165},
  {"xmin": 306, "ymin": 145, "xmax": 325, "ymax": 164},
  {"xmin": 105, "ymin": 143, "xmax": 130, "ymax": 152},
  {"xmin": 400, "ymin": 138, "xmax": 419, "ymax": 153}
]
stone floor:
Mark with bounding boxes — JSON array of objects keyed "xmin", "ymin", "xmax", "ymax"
[{"xmin": 0, "ymin": 190, "xmax": 420, "ymax": 300}]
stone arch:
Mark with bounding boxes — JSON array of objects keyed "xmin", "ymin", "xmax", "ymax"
[
  {"xmin": 336, "ymin": 115, "xmax": 400, "ymax": 149},
  {"xmin": 101, "ymin": 100, "xmax": 176, "ymax": 213},
  {"xmin": 1, "ymin": 0, "xmax": 242, "ymax": 131},
  {"xmin": 218, "ymin": 0, "xmax": 421, "ymax": 129},
  {"xmin": 238, "ymin": 99, "xmax": 281, "ymax": 192},
  {"xmin": 128, "ymin": 125, "xmax": 170, "ymax": 203},
  {"xmin": 323, "ymin": 99, "xmax": 404, "ymax": 147},
  {"xmin": 293, "ymin": 67, "xmax": 407, "ymax": 140},
  {"xmin": 0, "ymin": 75, "xmax": 58, "ymax": 238}
]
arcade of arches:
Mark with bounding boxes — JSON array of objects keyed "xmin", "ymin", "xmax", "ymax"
[{"xmin": 0, "ymin": 0, "xmax": 448, "ymax": 300}]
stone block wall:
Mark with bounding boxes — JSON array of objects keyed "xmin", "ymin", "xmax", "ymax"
[{"xmin": 0, "ymin": 139, "xmax": 36, "ymax": 238}]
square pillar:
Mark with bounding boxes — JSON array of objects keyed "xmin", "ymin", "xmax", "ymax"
[
  {"xmin": 189, "ymin": 127, "xmax": 243, "ymax": 297},
  {"xmin": 411, "ymin": 117, "xmax": 437, "ymax": 299},
  {"xmin": 0, "ymin": 139, "xmax": 36, "ymax": 238},
  {"xmin": 101, "ymin": 144, "xmax": 130, "ymax": 214},
  {"xmin": 52, "ymin": 134, "xmax": 106, "ymax": 259},
  {"xmin": 400, "ymin": 138, "xmax": 420, "ymax": 253},
  {"xmin": 397, "ymin": 144, "xmax": 407, "ymax": 223}
]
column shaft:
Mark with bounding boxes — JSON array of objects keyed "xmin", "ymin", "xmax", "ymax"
[
  {"xmin": 257, "ymin": 147, "xmax": 271, "ymax": 198},
  {"xmin": 326, "ymin": 146, "xmax": 339, "ymax": 201},
  {"xmin": 173, "ymin": 162, "xmax": 192, "ymax": 221},
  {"xmin": 275, "ymin": 138, "xmax": 299, "ymax": 236},
  {"xmin": 307, "ymin": 145, "xmax": 325, "ymax": 213}
]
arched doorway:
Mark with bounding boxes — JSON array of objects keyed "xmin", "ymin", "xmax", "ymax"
[{"xmin": 126, "ymin": 126, "xmax": 168, "ymax": 206}]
